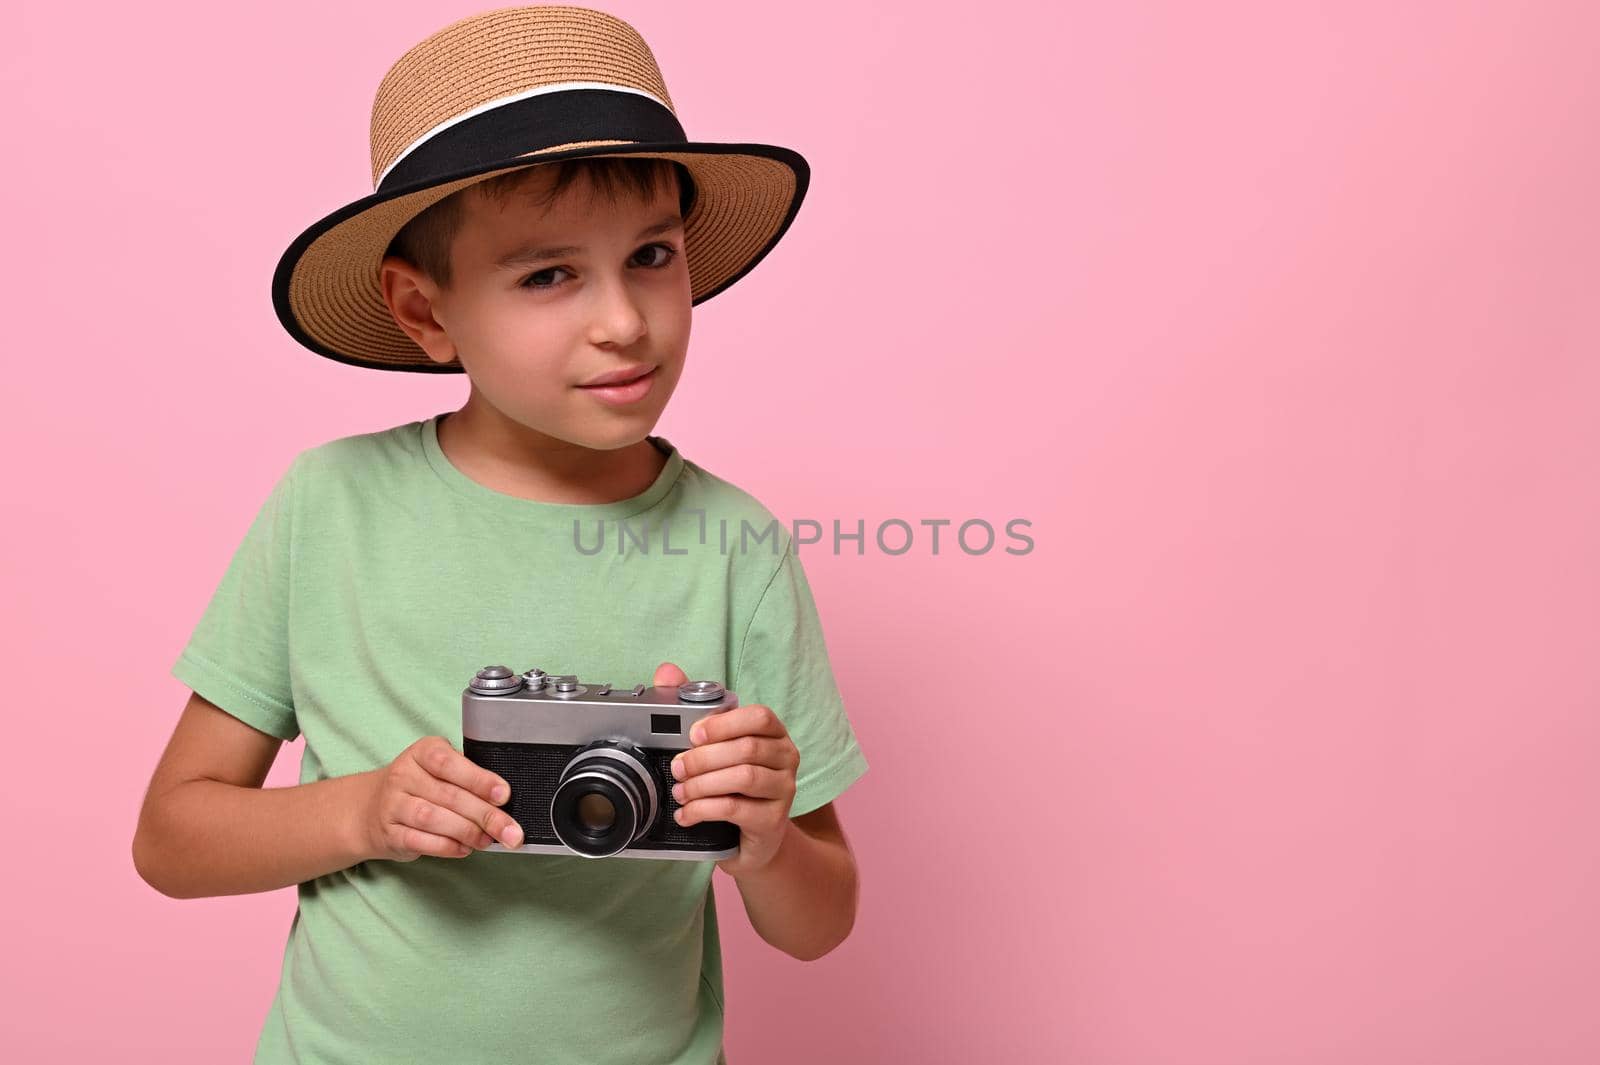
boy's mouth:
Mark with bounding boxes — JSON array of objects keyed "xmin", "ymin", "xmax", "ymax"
[
  {"xmin": 577, "ymin": 364, "xmax": 656, "ymax": 388},
  {"xmin": 575, "ymin": 365, "xmax": 660, "ymax": 406}
]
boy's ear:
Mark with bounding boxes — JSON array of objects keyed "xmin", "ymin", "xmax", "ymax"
[{"xmin": 378, "ymin": 255, "xmax": 458, "ymax": 367}]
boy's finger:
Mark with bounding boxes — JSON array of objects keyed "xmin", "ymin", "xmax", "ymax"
[
  {"xmin": 418, "ymin": 777, "xmax": 524, "ymax": 848},
  {"xmin": 653, "ymin": 661, "xmax": 689, "ymax": 687},
  {"xmin": 411, "ymin": 740, "xmax": 510, "ymax": 804},
  {"xmin": 398, "ymin": 824, "xmax": 477, "ymax": 860},
  {"xmin": 687, "ymin": 704, "xmax": 786, "ymax": 746},
  {"xmin": 672, "ymin": 735, "xmax": 796, "ymax": 780},
  {"xmin": 675, "ymin": 795, "xmax": 754, "ymax": 829},
  {"xmin": 402, "ymin": 794, "xmax": 499, "ymax": 851},
  {"xmin": 673, "ymin": 764, "xmax": 790, "ymax": 805}
]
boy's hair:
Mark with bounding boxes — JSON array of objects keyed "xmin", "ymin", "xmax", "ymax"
[{"xmin": 385, "ymin": 157, "xmax": 692, "ymax": 290}]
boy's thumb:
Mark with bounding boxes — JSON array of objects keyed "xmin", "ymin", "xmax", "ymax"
[{"xmin": 653, "ymin": 661, "xmax": 690, "ymax": 687}]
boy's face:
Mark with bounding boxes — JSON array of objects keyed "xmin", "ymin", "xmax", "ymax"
[{"xmin": 380, "ymin": 165, "xmax": 691, "ymax": 452}]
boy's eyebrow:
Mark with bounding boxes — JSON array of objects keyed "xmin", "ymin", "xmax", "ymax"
[{"xmin": 495, "ymin": 215, "xmax": 685, "ymax": 269}]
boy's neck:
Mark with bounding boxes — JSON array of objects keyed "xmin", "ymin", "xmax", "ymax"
[{"xmin": 435, "ymin": 400, "xmax": 667, "ymax": 506}]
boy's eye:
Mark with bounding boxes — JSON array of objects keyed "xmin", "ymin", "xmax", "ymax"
[{"xmin": 518, "ymin": 242, "xmax": 680, "ymax": 290}]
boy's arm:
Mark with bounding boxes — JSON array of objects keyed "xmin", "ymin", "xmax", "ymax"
[
  {"xmin": 132, "ymin": 691, "xmax": 372, "ymax": 898},
  {"xmin": 133, "ymin": 693, "xmax": 525, "ymax": 899},
  {"xmin": 727, "ymin": 801, "xmax": 859, "ymax": 962}
]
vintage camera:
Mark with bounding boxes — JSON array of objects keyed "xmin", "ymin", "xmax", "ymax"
[{"xmin": 461, "ymin": 665, "xmax": 741, "ymax": 861}]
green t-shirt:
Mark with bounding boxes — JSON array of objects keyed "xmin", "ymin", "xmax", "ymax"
[{"xmin": 170, "ymin": 413, "xmax": 869, "ymax": 1065}]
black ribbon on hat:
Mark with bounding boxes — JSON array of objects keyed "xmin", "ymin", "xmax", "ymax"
[{"xmin": 376, "ymin": 88, "xmax": 690, "ymax": 195}]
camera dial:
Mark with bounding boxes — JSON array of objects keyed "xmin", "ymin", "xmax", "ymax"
[
  {"xmin": 470, "ymin": 665, "xmax": 524, "ymax": 696},
  {"xmin": 678, "ymin": 680, "xmax": 725, "ymax": 703}
]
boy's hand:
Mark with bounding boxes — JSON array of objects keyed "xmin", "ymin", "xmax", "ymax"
[
  {"xmin": 653, "ymin": 662, "xmax": 799, "ymax": 878},
  {"xmin": 356, "ymin": 736, "xmax": 524, "ymax": 862}
]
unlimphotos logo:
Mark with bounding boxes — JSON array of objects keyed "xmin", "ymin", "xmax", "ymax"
[{"xmin": 570, "ymin": 510, "xmax": 1034, "ymax": 558}]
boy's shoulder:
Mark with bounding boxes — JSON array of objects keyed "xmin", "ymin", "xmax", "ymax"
[
  {"xmin": 270, "ymin": 419, "xmax": 442, "ymax": 513},
  {"xmin": 288, "ymin": 418, "xmax": 422, "ymax": 480},
  {"xmin": 672, "ymin": 452, "xmax": 797, "ymax": 558}
]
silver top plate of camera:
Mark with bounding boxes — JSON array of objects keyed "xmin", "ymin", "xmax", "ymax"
[{"xmin": 462, "ymin": 665, "xmax": 738, "ymax": 748}]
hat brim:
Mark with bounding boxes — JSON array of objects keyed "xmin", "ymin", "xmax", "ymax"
[{"xmin": 272, "ymin": 141, "xmax": 809, "ymax": 372}]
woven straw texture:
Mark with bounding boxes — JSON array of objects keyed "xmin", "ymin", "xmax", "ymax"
[{"xmin": 371, "ymin": 6, "xmax": 676, "ymax": 187}]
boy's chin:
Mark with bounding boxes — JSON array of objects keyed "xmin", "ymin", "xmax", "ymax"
[
  {"xmin": 553, "ymin": 417, "xmax": 664, "ymax": 453},
  {"xmin": 471, "ymin": 392, "xmax": 663, "ymax": 452}
]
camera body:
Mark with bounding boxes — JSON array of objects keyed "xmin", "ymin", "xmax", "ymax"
[{"xmin": 461, "ymin": 665, "xmax": 740, "ymax": 861}]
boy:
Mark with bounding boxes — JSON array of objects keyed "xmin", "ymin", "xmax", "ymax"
[{"xmin": 131, "ymin": 6, "xmax": 868, "ymax": 1064}]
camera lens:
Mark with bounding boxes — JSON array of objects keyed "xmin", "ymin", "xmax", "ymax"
[
  {"xmin": 550, "ymin": 742, "xmax": 659, "ymax": 857},
  {"xmin": 576, "ymin": 793, "xmax": 616, "ymax": 833}
]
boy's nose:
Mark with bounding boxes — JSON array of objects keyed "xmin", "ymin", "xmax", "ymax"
[{"xmin": 587, "ymin": 294, "xmax": 649, "ymax": 349}]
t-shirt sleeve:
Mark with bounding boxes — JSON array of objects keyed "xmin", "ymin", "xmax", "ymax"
[
  {"xmin": 731, "ymin": 542, "xmax": 868, "ymax": 818},
  {"xmin": 170, "ymin": 456, "xmax": 301, "ymax": 741}
]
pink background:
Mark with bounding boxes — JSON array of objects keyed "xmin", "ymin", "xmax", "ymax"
[{"xmin": 7, "ymin": 1, "xmax": 1598, "ymax": 1061}]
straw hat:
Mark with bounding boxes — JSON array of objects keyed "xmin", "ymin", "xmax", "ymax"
[{"xmin": 271, "ymin": 4, "xmax": 811, "ymax": 373}]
